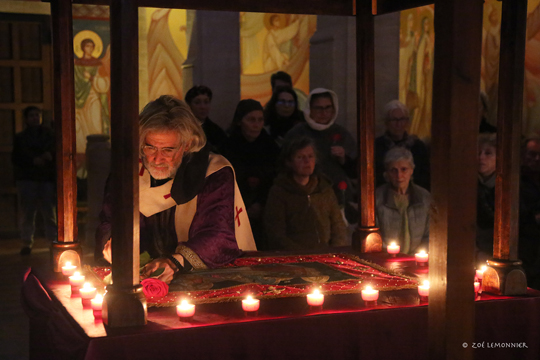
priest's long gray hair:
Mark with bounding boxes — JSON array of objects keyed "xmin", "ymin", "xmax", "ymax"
[{"xmin": 139, "ymin": 95, "xmax": 207, "ymax": 157}]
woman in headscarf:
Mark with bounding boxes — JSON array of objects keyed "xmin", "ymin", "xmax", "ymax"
[{"xmin": 220, "ymin": 99, "xmax": 280, "ymax": 250}]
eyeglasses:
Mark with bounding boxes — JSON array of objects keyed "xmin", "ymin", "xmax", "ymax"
[
  {"xmin": 142, "ymin": 145, "xmax": 181, "ymax": 158},
  {"xmin": 276, "ymin": 100, "xmax": 296, "ymax": 107},
  {"xmin": 311, "ymin": 105, "xmax": 334, "ymax": 113}
]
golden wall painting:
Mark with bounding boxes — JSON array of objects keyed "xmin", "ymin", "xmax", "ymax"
[{"xmin": 240, "ymin": 13, "xmax": 317, "ymax": 106}]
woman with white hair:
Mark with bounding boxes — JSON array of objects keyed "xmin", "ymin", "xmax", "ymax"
[
  {"xmin": 375, "ymin": 147, "xmax": 431, "ymax": 254},
  {"xmin": 374, "ymin": 99, "xmax": 430, "ymax": 190}
]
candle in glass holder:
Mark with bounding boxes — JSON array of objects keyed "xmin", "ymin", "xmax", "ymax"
[
  {"xmin": 415, "ymin": 250, "xmax": 429, "ymax": 266},
  {"xmin": 79, "ymin": 283, "xmax": 97, "ymax": 306},
  {"xmin": 307, "ymin": 289, "xmax": 324, "ymax": 307},
  {"xmin": 242, "ymin": 295, "xmax": 260, "ymax": 312},
  {"xmin": 69, "ymin": 272, "xmax": 85, "ymax": 296},
  {"xmin": 418, "ymin": 280, "xmax": 430, "ymax": 298},
  {"xmin": 475, "ymin": 265, "xmax": 487, "ymax": 280},
  {"xmin": 361, "ymin": 286, "xmax": 379, "ymax": 302},
  {"xmin": 474, "ymin": 281, "xmax": 481, "ymax": 294},
  {"xmin": 176, "ymin": 299, "xmax": 196, "ymax": 319},
  {"xmin": 61, "ymin": 261, "xmax": 77, "ymax": 276},
  {"xmin": 91, "ymin": 294, "xmax": 103, "ymax": 318},
  {"xmin": 387, "ymin": 242, "xmax": 400, "ymax": 256}
]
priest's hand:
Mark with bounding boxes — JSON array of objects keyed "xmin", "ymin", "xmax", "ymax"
[{"xmin": 141, "ymin": 258, "xmax": 177, "ymax": 284}]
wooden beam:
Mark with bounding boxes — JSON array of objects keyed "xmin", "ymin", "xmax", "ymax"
[
  {"xmin": 429, "ymin": 0, "xmax": 483, "ymax": 358},
  {"xmin": 65, "ymin": 0, "xmax": 355, "ymax": 16},
  {"xmin": 373, "ymin": 0, "xmax": 433, "ymax": 16},
  {"xmin": 50, "ymin": 0, "xmax": 82, "ymax": 272},
  {"xmin": 493, "ymin": 0, "xmax": 527, "ymax": 261},
  {"xmin": 103, "ymin": 0, "xmax": 146, "ymax": 327},
  {"xmin": 352, "ymin": 0, "xmax": 382, "ymax": 252}
]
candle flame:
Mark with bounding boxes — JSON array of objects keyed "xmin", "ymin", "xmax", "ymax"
[
  {"xmin": 423, "ymin": 280, "xmax": 430, "ymax": 287},
  {"xmin": 94, "ymin": 294, "xmax": 103, "ymax": 301},
  {"xmin": 65, "ymin": 261, "xmax": 72, "ymax": 267},
  {"xmin": 419, "ymin": 250, "xmax": 426, "ymax": 255},
  {"xmin": 181, "ymin": 299, "xmax": 189, "ymax": 306},
  {"xmin": 312, "ymin": 289, "xmax": 320, "ymax": 295},
  {"xmin": 246, "ymin": 295, "xmax": 253, "ymax": 301},
  {"xmin": 390, "ymin": 242, "xmax": 396, "ymax": 247},
  {"xmin": 73, "ymin": 271, "xmax": 81, "ymax": 277},
  {"xmin": 83, "ymin": 282, "xmax": 91, "ymax": 289},
  {"xmin": 481, "ymin": 265, "xmax": 487, "ymax": 272},
  {"xmin": 365, "ymin": 286, "xmax": 373, "ymax": 291}
]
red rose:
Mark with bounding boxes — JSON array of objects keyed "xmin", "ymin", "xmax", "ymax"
[
  {"xmin": 338, "ymin": 181, "xmax": 348, "ymax": 190},
  {"xmin": 141, "ymin": 278, "xmax": 169, "ymax": 298},
  {"xmin": 331, "ymin": 133, "xmax": 342, "ymax": 142}
]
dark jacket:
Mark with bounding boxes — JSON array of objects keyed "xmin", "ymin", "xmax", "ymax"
[
  {"xmin": 264, "ymin": 173, "xmax": 348, "ymax": 250},
  {"xmin": 12, "ymin": 126, "xmax": 55, "ymax": 182}
]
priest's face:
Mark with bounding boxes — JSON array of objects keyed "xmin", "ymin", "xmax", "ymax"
[{"xmin": 142, "ymin": 131, "xmax": 185, "ymax": 180}]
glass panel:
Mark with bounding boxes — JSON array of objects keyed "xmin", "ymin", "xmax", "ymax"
[
  {"xmin": 19, "ymin": 22, "xmax": 42, "ymax": 60},
  {"xmin": 0, "ymin": 67, "xmax": 14, "ymax": 103},
  {"xmin": 20, "ymin": 67, "xmax": 43, "ymax": 103},
  {"xmin": 0, "ymin": 22, "xmax": 13, "ymax": 60}
]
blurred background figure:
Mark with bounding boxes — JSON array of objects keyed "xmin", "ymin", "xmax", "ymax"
[
  {"xmin": 264, "ymin": 136, "xmax": 347, "ymax": 250},
  {"xmin": 375, "ymin": 100, "xmax": 430, "ymax": 190},
  {"xmin": 220, "ymin": 99, "xmax": 280, "ymax": 250},
  {"xmin": 264, "ymin": 85, "xmax": 305, "ymax": 146},
  {"xmin": 375, "ymin": 147, "xmax": 430, "ymax": 254},
  {"xmin": 185, "ymin": 85, "xmax": 227, "ymax": 152},
  {"xmin": 12, "ymin": 106, "xmax": 57, "ymax": 255}
]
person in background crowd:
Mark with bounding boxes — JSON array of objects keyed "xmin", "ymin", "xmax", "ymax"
[
  {"xmin": 264, "ymin": 136, "xmax": 347, "ymax": 250},
  {"xmin": 12, "ymin": 106, "xmax": 57, "ymax": 255},
  {"xmin": 519, "ymin": 137, "xmax": 540, "ymax": 289},
  {"xmin": 285, "ymin": 88, "xmax": 357, "ymax": 217},
  {"xmin": 220, "ymin": 99, "xmax": 280, "ymax": 250},
  {"xmin": 264, "ymin": 86, "xmax": 305, "ymax": 146},
  {"xmin": 476, "ymin": 133, "xmax": 497, "ymax": 263},
  {"xmin": 185, "ymin": 85, "xmax": 227, "ymax": 152},
  {"xmin": 375, "ymin": 147, "xmax": 431, "ymax": 254},
  {"xmin": 375, "ymin": 100, "xmax": 430, "ymax": 190},
  {"xmin": 270, "ymin": 71, "xmax": 292, "ymax": 91}
]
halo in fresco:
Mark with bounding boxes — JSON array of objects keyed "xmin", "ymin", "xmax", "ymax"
[{"xmin": 73, "ymin": 30, "xmax": 103, "ymax": 59}]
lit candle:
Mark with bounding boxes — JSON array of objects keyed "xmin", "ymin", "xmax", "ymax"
[
  {"xmin": 415, "ymin": 250, "xmax": 429, "ymax": 266},
  {"xmin": 61, "ymin": 261, "xmax": 77, "ymax": 276},
  {"xmin": 79, "ymin": 282, "xmax": 97, "ymax": 306},
  {"xmin": 474, "ymin": 281, "xmax": 480, "ymax": 294},
  {"xmin": 361, "ymin": 286, "xmax": 379, "ymax": 302},
  {"xmin": 418, "ymin": 280, "xmax": 430, "ymax": 298},
  {"xmin": 91, "ymin": 294, "xmax": 103, "ymax": 318},
  {"xmin": 387, "ymin": 242, "xmax": 400, "ymax": 256},
  {"xmin": 307, "ymin": 289, "xmax": 325, "ymax": 307},
  {"xmin": 176, "ymin": 299, "xmax": 196, "ymax": 319},
  {"xmin": 475, "ymin": 266, "xmax": 487, "ymax": 280},
  {"xmin": 69, "ymin": 272, "xmax": 85, "ymax": 296},
  {"xmin": 242, "ymin": 295, "xmax": 260, "ymax": 312}
]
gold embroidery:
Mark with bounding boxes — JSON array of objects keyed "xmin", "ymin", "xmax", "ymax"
[{"xmin": 176, "ymin": 244, "xmax": 208, "ymax": 270}]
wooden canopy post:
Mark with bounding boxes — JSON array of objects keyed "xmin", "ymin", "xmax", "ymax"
[
  {"xmin": 50, "ymin": 0, "xmax": 82, "ymax": 273},
  {"xmin": 353, "ymin": 0, "xmax": 382, "ymax": 253},
  {"xmin": 428, "ymin": 0, "xmax": 483, "ymax": 359},
  {"xmin": 484, "ymin": 0, "xmax": 528, "ymax": 296},
  {"xmin": 102, "ymin": 0, "xmax": 147, "ymax": 327}
]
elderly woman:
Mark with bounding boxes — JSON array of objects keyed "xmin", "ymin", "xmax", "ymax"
[
  {"xmin": 264, "ymin": 136, "xmax": 348, "ymax": 250},
  {"xmin": 374, "ymin": 99, "xmax": 430, "ymax": 190},
  {"xmin": 476, "ymin": 133, "xmax": 497, "ymax": 263},
  {"xmin": 375, "ymin": 147, "xmax": 431, "ymax": 254},
  {"xmin": 264, "ymin": 86, "xmax": 305, "ymax": 145}
]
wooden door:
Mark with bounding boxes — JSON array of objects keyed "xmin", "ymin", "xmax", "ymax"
[{"xmin": 0, "ymin": 13, "xmax": 52, "ymax": 238}]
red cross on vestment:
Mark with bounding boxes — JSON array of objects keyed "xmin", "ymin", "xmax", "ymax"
[{"xmin": 235, "ymin": 206, "xmax": 243, "ymax": 227}]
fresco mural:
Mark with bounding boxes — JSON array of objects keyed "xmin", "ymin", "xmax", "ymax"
[
  {"xmin": 73, "ymin": 16, "xmax": 111, "ymax": 159},
  {"xmin": 240, "ymin": 13, "xmax": 317, "ymax": 106},
  {"xmin": 399, "ymin": 0, "xmax": 540, "ymax": 140}
]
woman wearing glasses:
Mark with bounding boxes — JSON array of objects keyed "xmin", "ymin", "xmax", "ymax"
[
  {"xmin": 264, "ymin": 86, "xmax": 305, "ymax": 146},
  {"xmin": 284, "ymin": 88, "xmax": 357, "ymax": 219}
]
